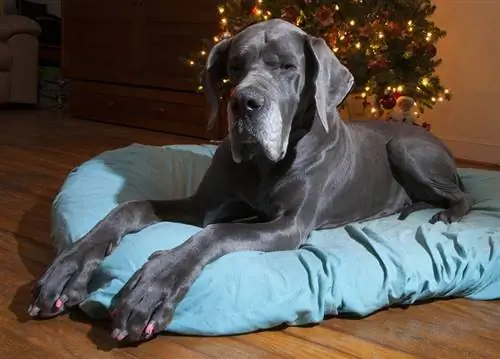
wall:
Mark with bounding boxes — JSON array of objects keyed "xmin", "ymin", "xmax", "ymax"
[{"xmin": 426, "ymin": 0, "xmax": 500, "ymax": 164}]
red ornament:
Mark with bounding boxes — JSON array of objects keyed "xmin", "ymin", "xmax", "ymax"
[
  {"xmin": 380, "ymin": 94, "xmax": 397, "ymax": 110},
  {"xmin": 387, "ymin": 21, "xmax": 403, "ymax": 36},
  {"xmin": 426, "ymin": 44, "xmax": 437, "ymax": 57},
  {"xmin": 315, "ymin": 5, "xmax": 334, "ymax": 27},
  {"xmin": 252, "ymin": 6, "xmax": 260, "ymax": 16},
  {"xmin": 368, "ymin": 59, "xmax": 389, "ymax": 70}
]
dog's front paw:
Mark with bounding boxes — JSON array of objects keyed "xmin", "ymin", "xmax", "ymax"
[
  {"xmin": 109, "ymin": 249, "xmax": 193, "ymax": 343},
  {"xmin": 29, "ymin": 232, "xmax": 118, "ymax": 318}
]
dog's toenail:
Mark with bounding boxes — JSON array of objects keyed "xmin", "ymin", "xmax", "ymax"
[
  {"xmin": 145, "ymin": 323, "xmax": 155, "ymax": 336},
  {"xmin": 55, "ymin": 299, "xmax": 63, "ymax": 309},
  {"xmin": 111, "ymin": 328, "xmax": 128, "ymax": 341}
]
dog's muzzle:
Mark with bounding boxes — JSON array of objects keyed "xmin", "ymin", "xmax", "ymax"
[{"xmin": 228, "ymin": 86, "xmax": 285, "ymax": 163}]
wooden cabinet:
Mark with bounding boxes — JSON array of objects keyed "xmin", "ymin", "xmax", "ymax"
[{"xmin": 62, "ymin": 0, "xmax": 225, "ymax": 139}]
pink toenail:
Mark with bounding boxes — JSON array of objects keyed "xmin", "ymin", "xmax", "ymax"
[
  {"xmin": 55, "ymin": 299, "xmax": 63, "ymax": 309},
  {"xmin": 145, "ymin": 323, "xmax": 154, "ymax": 335}
]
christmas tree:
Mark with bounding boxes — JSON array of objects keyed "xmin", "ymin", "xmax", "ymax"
[{"xmin": 185, "ymin": 0, "xmax": 451, "ymax": 119}]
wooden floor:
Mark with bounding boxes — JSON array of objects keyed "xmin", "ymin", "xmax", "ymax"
[{"xmin": 1, "ymin": 109, "xmax": 499, "ymax": 359}]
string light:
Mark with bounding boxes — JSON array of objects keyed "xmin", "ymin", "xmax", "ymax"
[{"xmin": 189, "ymin": 1, "xmax": 451, "ymax": 113}]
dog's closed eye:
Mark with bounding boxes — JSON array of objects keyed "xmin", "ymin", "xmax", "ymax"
[{"xmin": 281, "ymin": 63, "xmax": 297, "ymax": 71}]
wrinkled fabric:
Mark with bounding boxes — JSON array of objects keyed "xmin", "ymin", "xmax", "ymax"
[{"xmin": 51, "ymin": 143, "xmax": 500, "ymax": 336}]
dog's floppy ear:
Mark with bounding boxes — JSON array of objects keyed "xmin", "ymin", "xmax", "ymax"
[
  {"xmin": 306, "ymin": 35, "xmax": 354, "ymax": 132},
  {"xmin": 204, "ymin": 38, "xmax": 231, "ymax": 131}
]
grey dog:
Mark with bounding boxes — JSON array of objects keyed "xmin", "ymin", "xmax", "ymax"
[{"xmin": 29, "ymin": 19, "xmax": 472, "ymax": 343}]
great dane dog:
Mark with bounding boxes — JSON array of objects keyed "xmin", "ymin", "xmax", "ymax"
[{"xmin": 29, "ymin": 19, "xmax": 472, "ymax": 343}]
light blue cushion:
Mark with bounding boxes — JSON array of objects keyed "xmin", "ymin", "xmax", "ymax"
[{"xmin": 51, "ymin": 143, "xmax": 500, "ymax": 336}]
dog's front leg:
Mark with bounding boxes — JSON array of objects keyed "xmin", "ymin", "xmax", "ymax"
[
  {"xmin": 29, "ymin": 198, "xmax": 206, "ymax": 318},
  {"xmin": 109, "ymin": 217, "xmax": 308, "ymax": 342}
]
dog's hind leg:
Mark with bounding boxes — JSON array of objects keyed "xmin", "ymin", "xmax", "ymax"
[{"xmin": 387, "ymin": 134, "xmax": 473, "ymax": 224}]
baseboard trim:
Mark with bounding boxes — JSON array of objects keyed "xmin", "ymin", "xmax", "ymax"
[
  {"xmin": 456, "ymin": 158, "xmax": 500, "ymax": 171},
  {"xmin": 439, "ymin": 136, "xmax": 500, "ymax": 165}
]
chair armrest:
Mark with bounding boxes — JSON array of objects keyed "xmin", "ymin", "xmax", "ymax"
[{"xmin": 0, "ymin": 15, "xmax": 41, "ymax": 42}]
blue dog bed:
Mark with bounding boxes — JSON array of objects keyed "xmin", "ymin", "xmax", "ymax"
[{"xmin": 51, "ymin": 143, "xmax": 500, "ymax": 336}]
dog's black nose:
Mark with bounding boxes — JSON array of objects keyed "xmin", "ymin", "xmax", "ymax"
[{"xmin": 230, "ymin": 87, "xmax": 265, "ymax": 117}]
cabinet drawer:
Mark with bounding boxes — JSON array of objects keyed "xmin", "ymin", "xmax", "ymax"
[{"xmin": 70, "ymin": 81, "xmax": 217, "ymax": 139}]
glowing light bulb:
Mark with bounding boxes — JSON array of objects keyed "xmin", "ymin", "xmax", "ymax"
[
  {"xmin": 201, "ymin": 50, "xmax": 206, "ymax": 56},
  {"xmin": 397, "ymin": 85, "xmax": 404, "ymax": 92},
  {"xmin": 188, "ymin": 60, "xmax": 195, "ymax": 65},
  {"xmin": 197, "ymin": 85, "xmax": 204, "ymax": 91},
  {"xmin": 431, "ymin": 97, "xmax": 437, "ymax": 102},
  {"xmin": 333, "ymin": 47, "xmax": 339, "ymax": 52},
  {"xmin": 408, "ymin": 20, "xmax": 413, "ymax": 26},
  {"xmin": 349, "ymin": 20, "xmax": 355, "ymax": 26},
  {"xmin": 438, "ymin": 97, "xmax": 444, "ymax": 102},
  {"xmin": 378, "ymin": 32, "xmax": 384, "ymax": 39},
  {"xmin": 335, "ymin": 4, "xmax": 340, "ymax": 10},
  {"xmin": 355, "ymin": 42, "xmax": 361, "ymax": 49},
  {"xmin": 218, "ymin": 6, "xmax": 224, "ymax": 14},
  {"xmin": 365, "ymin": 86, "xmax": 370, "ymax": 91},
  {"xmin": 371, "ymin": 107, "xmax": 377, "ymax": 114},
  {"xmin": 213, "ymin": 36, "xmax": 220, "ymax": 42},
  {"xmin": 361, "ymin": 92, "xmax": 367, "ymax": 98},
  {"xmin": 222, "ymin": 78, "xmax": 230, "ymax": 83},
  {"xmin": 339, "ymin": 35, "xmax": 345, "ymax": 41},
  {"xmin": 421, "ymin": 78, "xmax": 429, "ymax": 86},
  {"xmin": 221, "ymin": 18, "xmax": 227, "ymax": 25},
  {"xmin": 444, "ymin": 89, "xmax": 450, "ymax": 94}
]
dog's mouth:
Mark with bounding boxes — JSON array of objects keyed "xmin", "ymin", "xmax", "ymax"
[{"xmin": 227, "ymin": 97, "xmax": 287, "ymax": 164}]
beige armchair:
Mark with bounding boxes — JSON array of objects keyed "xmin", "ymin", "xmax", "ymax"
[{"xmin": 0, "ymin": 15, "xmax": 41, "ymax": 105}]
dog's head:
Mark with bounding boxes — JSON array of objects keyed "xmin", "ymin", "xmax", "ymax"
[{"xmin": 204, "ymin": 19, "xmax": 354, "ymax": 163}]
